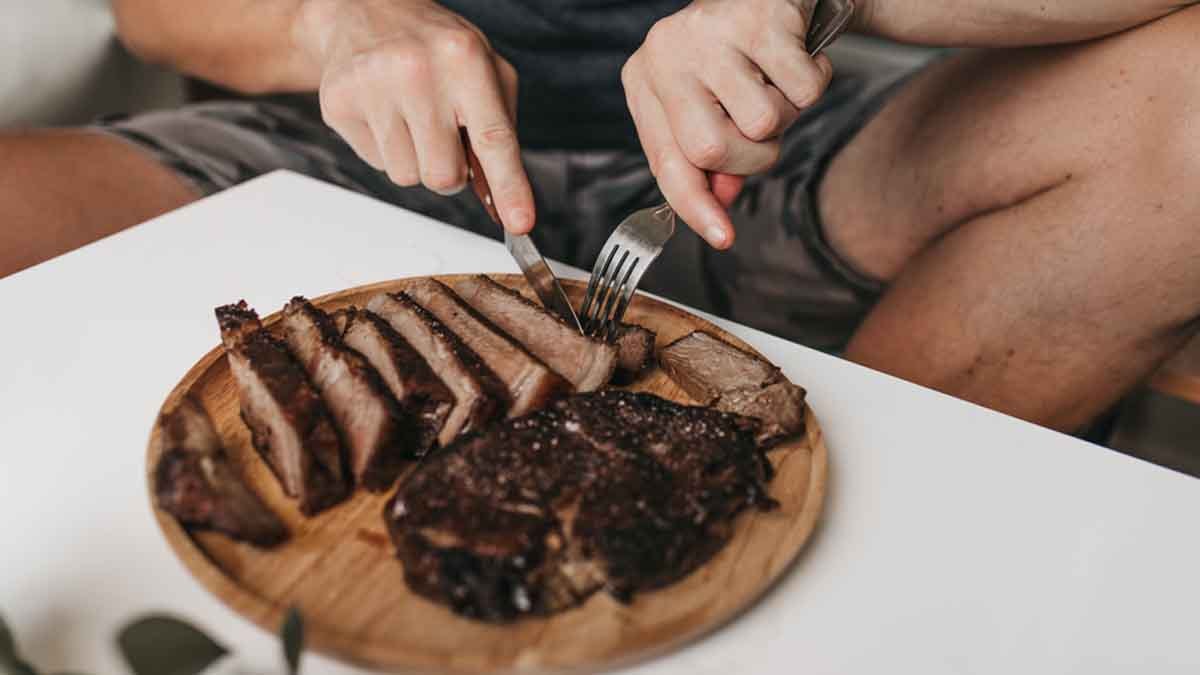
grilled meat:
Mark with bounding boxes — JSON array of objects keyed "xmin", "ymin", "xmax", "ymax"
[
  {"xmin": 385, "ymin": 390, "xmax": 775, "ymax": 622},
  {"xmin": 337, "ymin": 307, "xmax": 455, "ymax": 457},
  {"xmin": 281, "ymin": 297, "xmax": 410, "ymax": 491},
  {"xmin": 366, "ymin": 292, "xmax": 507, "ymax": 444},
  {"xmin": 405, "ymin": 279, "xmax": 569, "ymax": 416},
  {"xmin": 659, "ymin": 331, "xmax": 806, "ymax": 445},
  {"xmin": 216, "ymin": 302, "xmax": 348, "ymax": 514},
  {"xmin": 154, "ymin": 397, "xmax": 287, "ymax": 546},
  {"xmin": 608, "ymin": 323, "xmax": 656, "ymax": 383},
  {"xmin": 450, "ymin": 275, "xmax": 618, "ymax": 391}
]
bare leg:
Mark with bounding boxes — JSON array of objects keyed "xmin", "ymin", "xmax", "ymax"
[
  {"xmin": 0, "ymin": 130, "xmax": 198, "ymax": 278},
  {"xmin": 820, "ymin": 7, "xmax": 1200, "ymax": 431}
]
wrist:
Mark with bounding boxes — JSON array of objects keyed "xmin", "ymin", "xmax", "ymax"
[{"xmin": 291, "ymin": 0, "xmax": 346, "ymax": 70}]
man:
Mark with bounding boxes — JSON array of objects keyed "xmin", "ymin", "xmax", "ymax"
[{"xmin": 3, "ymin": 0, "xmax": 1198, "ymax": 433}]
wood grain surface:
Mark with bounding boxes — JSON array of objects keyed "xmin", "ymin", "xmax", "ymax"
[{"xmin": 145, "ymin": 274, "xmax": 829, "ymax": 674}]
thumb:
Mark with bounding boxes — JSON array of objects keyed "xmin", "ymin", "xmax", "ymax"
[{"xmin": 709, "ymin": 173, "xmax": 745, "ymax": 209}]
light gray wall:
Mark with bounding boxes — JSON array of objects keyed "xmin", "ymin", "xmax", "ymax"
[{"xmin": 0, "ymin": 0, "xmax": 183, "ymax": 127}]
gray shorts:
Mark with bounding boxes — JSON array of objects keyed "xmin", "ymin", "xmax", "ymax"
[{"xmin": 94, "ymin": 56, "xmax": 923, "ymax": 351}]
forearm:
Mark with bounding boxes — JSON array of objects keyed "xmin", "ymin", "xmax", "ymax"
[
  {"xmin": 111, "ymin": 0, "xmax": 321, "ymax": 93},
  {"xmin": 853, "ymin": 0, "xmax": 1195, "ymax": 46}
]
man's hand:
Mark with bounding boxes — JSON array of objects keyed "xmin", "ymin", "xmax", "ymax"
[
  {"xmin": 294, "ymin": 0, "xmax": 535, "ymax": 233},
  {"xmin": 622, "ymin": 0, "xmax": 832, "ymax": 248}
]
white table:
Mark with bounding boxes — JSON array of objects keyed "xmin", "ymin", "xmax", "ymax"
[{"xmin": 3, "ymin": 171, "xmax": 1197, "ymax": 675}]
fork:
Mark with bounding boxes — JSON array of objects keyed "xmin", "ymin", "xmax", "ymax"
[
  {"xmin": 578, "ymin": 202, "xmax": 675, "ymax": 338},
  {"xmin": 578, "ymin": 0, "xmax": 856, "ymax": 338}
]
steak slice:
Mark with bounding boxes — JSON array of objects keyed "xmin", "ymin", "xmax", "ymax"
[
  {"xmin": 366, "ymin": 292, "xmax": 507, "ymax": 444},
  {"xmin": 281, "ymin": 297, "xmax": 411, "ymax": 491},
  {"xmin": 216, "ymin": 302, "xmax": 348, "ymax": 514},
  {"xmin": 337, "ymin": 307, "xmax": 455, "ymax": 457},
  {"xmin": 154, "ymin": 397, "xmax": 287, "ymax": 547},
  {"xmin": 405, "ymin": 278, "xmax": 569, "ymax": 416},
  {"xmin": 659, "ymin": 331, "xmax": 806, "ymax": 445},
  {"xmin": 450, "ymin": 275, "xmax": 618, "ymax": 391},
  {"xmin": 608, "ymin": 323, "xmax": 656, "ymax": 383},
  {"xmin": 385, "ymin": 390, "xmax": 774, "ymax": 622}
]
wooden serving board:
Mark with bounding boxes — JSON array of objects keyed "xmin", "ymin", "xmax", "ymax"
[{"xmin": 145, "ymin": 274, "xmax": 828, "ymax": 674}]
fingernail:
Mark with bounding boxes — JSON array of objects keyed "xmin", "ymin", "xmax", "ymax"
[
  {"xmin": 706, "ymin": 224, "xmax": 729, "ymax": 249},
  {"xmin": 509, "ymin": 208, "xmax": 533, "ymax": 232}
]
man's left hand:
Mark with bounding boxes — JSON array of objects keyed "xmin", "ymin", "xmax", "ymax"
[{"xmin": 622, "ymin": 0, "xmax": 832, "ymax": 248}]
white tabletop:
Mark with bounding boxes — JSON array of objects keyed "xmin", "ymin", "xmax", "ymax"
[{"xmin": 2, "ymin": 171, "xmax": 1197, "ymax": 675}]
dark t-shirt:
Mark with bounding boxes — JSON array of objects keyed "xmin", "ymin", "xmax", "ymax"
[{"xmin": 437, "ymin": 0, "xmax": 688, "ymax": 149}]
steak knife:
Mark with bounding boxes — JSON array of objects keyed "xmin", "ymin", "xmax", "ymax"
[{"xmin": 461, "ymin": 132, "xmax": 584, "ymax": 333}]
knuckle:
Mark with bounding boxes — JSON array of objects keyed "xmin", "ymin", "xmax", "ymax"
[
  {"xmin": 474, "ymin": 123, "xmax": 517, "ymax": 151},
  {"xmin": 684, "ymin": 135, "xmax": 730, "ymax": 170},
  {"xmin": 434, "ymin": 28, "xmax": 484, "ymax": 60},
  {"xmin": 422, "ymin": 167, "xmax": 465, "ymax": 193},
  {"xmin": 743, "ymin": 106, "xmax": 782, "ymax": 141}
]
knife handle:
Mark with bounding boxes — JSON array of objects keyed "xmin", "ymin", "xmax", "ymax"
[{"xmin": 460, "ymin": 129, "xmax": 504, "ymax": 227}]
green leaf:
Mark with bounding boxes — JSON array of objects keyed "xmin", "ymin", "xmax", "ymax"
[
  {"xmin": 117, "ymin": 615, "xmax": 227, "ymax": 675},
  {"xmin": 279, "ymin": 609, "xmax": 303, "ymax": 675}
]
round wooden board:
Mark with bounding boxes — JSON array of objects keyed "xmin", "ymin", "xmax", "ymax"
[{"xmin": 146, "ymin": 274, "xmax": 828, "ymax": 674}]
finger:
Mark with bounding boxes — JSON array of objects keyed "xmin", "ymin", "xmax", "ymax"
[
  {"xmin": 704, "ymin": 48, "xmax": 800, "ymax": 142},
  {"xmin": 710, "ymin": 173, "xmax": 745, "ymax": 209},
  {"xmin": 318, "ymin": 67, "xmax": 385, "ymax": 170},
  {"xmin": 365, "ymin": 109, "xmax": 420, "ymax": 186},
  {"xmin": 493, "ymin": 55, "xmax": 520, "ymax": 121},
  {"xmin": 457, "ymin": 58, "xmax": 535, "ymax": 234},
  {"xmin": 653, "ymin": 73, "xmax": 778, "ymax": 174},
  {"xmin": 627, "ymin": 70, "xmax": 734, "ymax": 248},
  {"xmin": 401, "ymin": 95, "xmax": 468, "ymax": 196},
  {"xmin": 753, "ymin": 37, "xmax": 832, "ymax": 110}
]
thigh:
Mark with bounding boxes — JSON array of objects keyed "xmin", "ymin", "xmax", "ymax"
[
  {"xmin": 0, "ymin": 129, "xmax": 197, "ymax": 278},
  {"xmin": 832, "ymin": 8, "xmax": 1200, "ymax": 429}
]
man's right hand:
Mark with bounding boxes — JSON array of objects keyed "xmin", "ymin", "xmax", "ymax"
[{"xmin": 293, "ymin": 0, "xmax": 535, "ymax": 233}]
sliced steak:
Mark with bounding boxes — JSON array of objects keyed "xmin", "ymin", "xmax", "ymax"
[
  {"xmin": 337, "ymin": 307, "xmax": 455, "ymax": 457},
  {"xmin": 216, "ymin": 302, "xmax": 348, "ymax": 514},
  {"xmin": 281, "ymin": 297, "xmax": 410, "ymax": 491},
  {"xmin": 385, "ymin": 390, "xmax": 774, "ymax": 622},
  {"xmin": 608, "ymin": 322, "xmax": 656, "ymax": 383},
  {"xmin": 450, "ymin": 275, "xmax": 618, "ymax": 391},
  {"xmin": 405, "ymin": 278, "xmax": 569, "ymax": 416},
  {"xmin": 366, "ymin": 292, "xmax": 507, "ymax": 444},
  {"xmin": 154, "ymin": 397, "xmax": 287, "ymax": 547},
  {"xmin": 659, "ymin": 331, "xmax": 806, "ymax": 445}
]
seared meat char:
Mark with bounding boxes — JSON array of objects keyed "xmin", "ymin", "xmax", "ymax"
[
  {"xmin": 385, "ymin": 390, "xmax": 775, "ymax": 622},
  {"xmin": 217, "ymin": 302, "xmax": 348, "ymax": 514},
  {"xmin": 405, "ymin": 279, "xmax": 569, "ymax": 416},
  {"xmin": 659, "ymin": 331, "xmax": 806, "ymax": 446},
  {"xmin": 366, "ymin": 292, "xmax": 507, "ymax": 444},
  {"xmin": 336, "ymin": 307, "xmax": 455, "ymax": 457},
  {"xmin": 281, "ymin": 297, "xmax": 410, "ymax": 491},
  {"xmin": 450, "ymin": 275, "xmax": 618, "ymax": 391},
  {"xmin": 608, "ymin": 323, "xmax": 656, "ymax": 383},
  {"xmin": 154, "ymin": 397, "xmax": 287, "ymax": 547}
]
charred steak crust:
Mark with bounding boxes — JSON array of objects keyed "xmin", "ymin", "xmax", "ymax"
[
  {"xmin": 405, "ymin": 278, "xmax": 570, "ymax": 417},
  {"xmin": 659, "ymin": 331, "xmax": 807, "ymax": 446},
  {"xmin": 281, "ymin": 297, "xmax": 414, "ymax": 492},
  {"xmin": 385, "ymin": 390, "xmax": 776, "ymax": 622},
  {"xmin": 608, "ymin": 323, "xmax": 657, "ymax": 383},
  {"xmin": 338, "ymin": 307, "xmax": 456, "ymax": 457},
  {"xmin": 154, "ymin": 397, "xmax": 288, "ymax": 547},
  {"xmin": 450, "ymin": 275, "xmax": 618, "ymax": 391},
  {"xmin": 216, "ymin": 302, "xmax": 348, "ymax": 515},
  {"xmin": 367, "ymin": 292, "xmax": 509, "ymax": 443}
]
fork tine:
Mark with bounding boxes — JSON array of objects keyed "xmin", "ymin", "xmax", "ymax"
[
  {"xmin": 587, "ymin": 249, "xmax": 628, "ymax": 335},
  {"xmin": 598, "ymin": 257, "xmax": 638, "ymax": 338},
  {"xmin": 580, "ymin": 246, "xmax": 617, "ymax": 328},
  {"xmin": 606, "ymin": 257, "xmax": 643, "ymax": 332}
]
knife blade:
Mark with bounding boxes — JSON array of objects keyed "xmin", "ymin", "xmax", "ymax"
[{"xmin": 461, "ymin": 131, "xmax": 584, "ymax": 333}]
